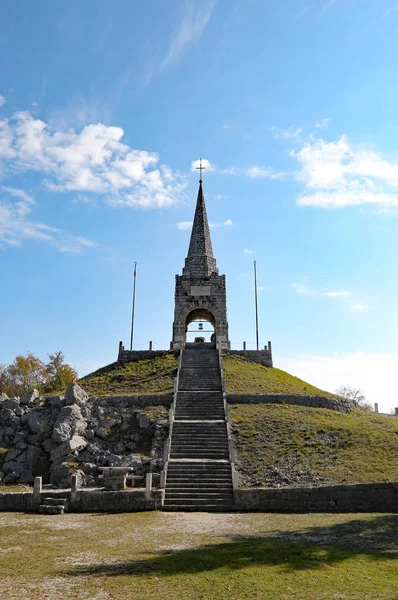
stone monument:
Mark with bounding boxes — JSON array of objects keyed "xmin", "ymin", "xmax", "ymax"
[{"xmin": 170, "ymin": 178, "xmax": 230, "ymax": 350}]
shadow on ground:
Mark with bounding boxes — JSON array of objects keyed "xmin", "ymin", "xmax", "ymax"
[{"xmin": 69, "ymin": 514, "xmax": 398, "ymax": 577}]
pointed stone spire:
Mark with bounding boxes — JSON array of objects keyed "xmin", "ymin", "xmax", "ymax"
[{"xmin": 183, "ymin": 180, "xmax": 218, "ymax": 278}]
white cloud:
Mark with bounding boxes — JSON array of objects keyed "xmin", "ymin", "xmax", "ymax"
[
  {"xmin": 191, "ymin": 158, "xmax": 282, "ymax": 180},
  {"xmin": 292, "ymin": 281, "xmax": 354, "ymax": 299},
  {"xmin": 323, "ymin": 290, "xmax": 351, "ymax": 298},
  {"xmin": 245, "ymin": 166, "xmax": 283, "ymax": 179},
  {"xmin": 176, "ymin": 218, "xmax": 234, "ymax": 230},
  {"xmin": 291, "ymin": 282, "xmax": 316, "ymax": 296},
  {"xmin": 291, "ymin": 134, "xmax": 398, "ymax": 208},
  {"xmin": 0, "ymin": 188, "xmax": 94, "ymax": 252},
  {"xmin": 352, "ymin": 303, "xmax": 368, "ymax": 312},
  {"xmin": 257, "ymin": 285, "xmax": 266, "ymax": 292},
  {"xmin": 191, "ymin": 158, "xmax": 215, "ymax": 173},
  {"xmin": 279, "ymin": 352, "xmax": 398, "ymax": 413},
  {"xmin": 176, "ymin": 221, "xmax": 193, "ymax": 230},
  {"xmin": 0, "ymin": 95, "xmax": 6, "ymax": 108},
  {"xmin": 0, "ymin": 111, "xmax": 187, "ymax": 209},
  {"xmin": 176, "ymin": 218, "xmax": 233, "ymax": 230},
  {"xmin": 243, "ymin": 249, "xmax": 253, "ymax": 254},
  {"xmin": 161, "ymin": 1, "xmax": 214, "ymax": 69},
  {"xmin": 315, "ymin": 118, "xmax": 330, "ymax": 129},
  {"xmin": 267, "ymin": 125, "xmax": 302, "ymax": 141}
]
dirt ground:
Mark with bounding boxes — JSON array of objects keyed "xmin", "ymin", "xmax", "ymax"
[{"xmin": 0, "ymin": 511, "xmax": 397, "ymax": 600}]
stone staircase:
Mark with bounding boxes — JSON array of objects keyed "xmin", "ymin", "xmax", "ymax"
[
  {"xmin": 39, "ymin": 497, "xmax": 67, "ymax": 515},
  {"xmin": 163, "ymin": 343, "xmax": 234, "ymax": 512}
]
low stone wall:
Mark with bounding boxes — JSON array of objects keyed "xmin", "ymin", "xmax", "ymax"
[
  {"xmin": 92, "ymin": 395, "xmax": 173, "ymax": 407},
  {"xmin": 118, "ymin": 348, "xmax": 178, "ymax": 364},
  {"xmin": 227, "ymin": 394, "xmax": 355, "ymax": 413},
  {"xmin": 0, "ymin": 488, "xmax": 164, "ymax": 512},
  {"xmin": 0, "ymin": 492, "xmax": 34, "ymax": 512},
  {"xmin": 225, "ymin": 350, "xmax": 273, "ymax": 367},
  {"xmin": 234, "ymin": 482, "xmax": 398, "ymax": 512}
]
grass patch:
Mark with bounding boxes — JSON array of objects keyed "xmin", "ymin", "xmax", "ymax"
[
  {"xmin": 223, "ymin": 354, "xmax": 337, "ymax": 396},
  {"xmin": 0, "ymin": 512, "xmax": 397, "ymax": 599},
  {"xmin": 230, "ymin": 404, "xmax": 398, "ymax": 487},
  {"xmin": 77, "ymin": 353, "xmax": 178, "ymax": 396}
]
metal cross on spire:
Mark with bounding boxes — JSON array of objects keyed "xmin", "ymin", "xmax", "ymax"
[{"xmin": 196, "ymin": 158, "xmax": 206, "ymax": 182}]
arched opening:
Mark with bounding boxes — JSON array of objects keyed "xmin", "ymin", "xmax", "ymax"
[{"xmin": 185, "ymin": 308, "xmax": 215, "ymax": 344}]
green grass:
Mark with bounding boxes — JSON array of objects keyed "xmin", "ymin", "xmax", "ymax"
[
  {"xmin": 230, "ymin": 404, "xmax": 398, "ymax": 487},
  {"xmin": 76, "ymin": 352, "xmax": 337, "ymax": 398},
  {"xmin": 0, "ymin": 511, "xmax": 397, "ymax": 599},
  {"xmin": 223, "ymin": 354, "xmax": 337, "ymax": 396},
  {"xmin": 78, "ymin": 353, "xmax": 178, "ymax": 396}
]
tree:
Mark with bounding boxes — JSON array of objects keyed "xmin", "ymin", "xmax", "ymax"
[
  {"xmin": 0, "ymin": 363, "xmax": 12, "ymax": 396},
  {"xmin": 335, "ymin": 384, "xmax": 372, "ymax": 410},
  {"xmin": 7, "ymin": 352, "xmax": 48, "ymax": 395},
  {"xmin": 45, "ymin": 350, "xmax": 78, "ymax": 392}
]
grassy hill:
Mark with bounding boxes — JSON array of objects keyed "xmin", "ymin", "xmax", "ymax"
[
  {"xmin": 78, "ymin": 353, "xmax": 178, "ymax": 396},
  {"xmin": 223, "ymin": 354, "xmax": 336, "ymax": 396},
  {"xmin": 78, "ymin": 352, "xmax": 335, "ymax": 398},
  {"xmin": 230, "ymin": 404, "xmax": 398, "ymax": 488}
]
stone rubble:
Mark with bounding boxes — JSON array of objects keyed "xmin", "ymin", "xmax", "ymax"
[{"xmin": 0, "ymin": 382, "xmax": 169, "ymax": 488}]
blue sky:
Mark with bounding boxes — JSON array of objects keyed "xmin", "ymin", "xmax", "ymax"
[{"xmin": 0, "ymin": 0, "xmax": 397, "ymax": 411}]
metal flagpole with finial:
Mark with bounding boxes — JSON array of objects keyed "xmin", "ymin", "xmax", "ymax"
[
  {"xmin": 130, "ymin": 261, "xmax": 137, "ymax": 351},
  {"xmin": 196, "ymin": 157, "xmax": 206, "ymax": 181},
  {"xmin": 254, "ymin": 260, "xmax": 259, "ymax": 351}
]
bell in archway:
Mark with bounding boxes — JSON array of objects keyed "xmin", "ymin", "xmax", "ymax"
[{"xmin": 198, "ymin": 322, "xmax": 203, "ymax": 331}]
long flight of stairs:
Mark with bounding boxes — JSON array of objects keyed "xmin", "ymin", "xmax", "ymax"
[{"xmin": 163, "ymin": 343, "xmax": 234, "ymax": 512}]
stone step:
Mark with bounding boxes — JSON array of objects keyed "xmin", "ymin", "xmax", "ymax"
[
  {"xmin": 165, "ymin": 490, "xmax": 233, "ymax": 506},
  {"xmin": 167, "ymin": 464, "xmax": 231, "ymax": 470},
  {"xmin": 163, "ymin": 505, "xmax": 235, "ymax": 512},
  {"xmin": 39, "ymin": 505, "xmax": 65, "ymax": 515},
  {"xmin": 166, "ymin": 483, "xmax": 232, "ymax": 489},
  {"xmin": 171, "ymin": 440, "xmax": 229, "ymax": 445},
  {"xmin": 174, "ymin": 413, "xmax": 221, "ymax": 421},
  {"xmin": 163, "ymin": 497, "xmax": 233, "ymax": 507},
  {"xmin": 170, "ymin": 452, "xmax": 229, "ymax": 458},
  {"xmin": 169, "ymin": 451, "xmax": 229, "ymax": 458},
  {"xmin": 43, "ymin": 498, "xmax": 67, "ymax": 506}
]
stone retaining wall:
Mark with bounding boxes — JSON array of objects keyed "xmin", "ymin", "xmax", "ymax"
[
  {"xmin": 92, "ymin": 395, "xmax": 173, "ymax": 408},
  {"xmin": 234, "ymin": 482, "xmax": 398, "ymax": 512},
  {"xmin": 227, "ymin": 393, "xmax": 356, "ymax": 413},
  {"xmin": 118, "ymin": 348, "xmax": 178, "ymax": 364},
  {"xmin": 224, "ymin": 350, "xmax": 273, "ymax": 367},
  {"xmin": 0, "ymin": 488, "xmax": 163, "ymax": 512}
]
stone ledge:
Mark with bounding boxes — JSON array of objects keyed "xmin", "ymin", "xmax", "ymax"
[
  {"xmin": 234, "ymin": 481, "xmax": 398, "ymax": 512},
  {"xmin": 0, "ymin": 488, "xmax": 164, "ymax": 513},
  {"xmin": 227, "ymin": 394, "xmax": 356, "ymax": 413}
]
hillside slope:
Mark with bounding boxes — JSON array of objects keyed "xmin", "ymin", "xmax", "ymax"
[
  {"xmin": 78, "ymin": 353, "xmax": 178, "ymax": 396},
  {"xmin": 230, "ymin": 404, "xmax": 398, "ymax": 488},
  {"xmin": 78, "ymin": 352, "xmax": 335, "ymax": 398},
  {"xmin": 223, "ymin": 354, "xmax": 336, "ymax": 397}
]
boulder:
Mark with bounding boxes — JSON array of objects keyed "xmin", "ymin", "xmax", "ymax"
[
  {"xmin": 139, "ymin": 414, "xmax": 150, "ymax": 429},
  {"xmin": 50, "ymin": 462, "xmax": 70, "ymax": 487},
  {"xmin": 0, "ymin": 393, "xmax": 8, "ymax": 402},
  {"xmin": 53, "ymin": 404, "xmax": 86, "ymax": 443},
  {"xmin": 50, "ymin": 463, "xmax": 85, "ymax": 488},
  {"xmin": 50, "ymin": 435, "xmax": 87, "ymax": 463},
  {"xmin": 0, "ymin": 408, "xmax": 18, "ymax": 425},
  {"xmin": 3, "ymin": 398, "xmax": 20, "ymax": 411},
  {"xmin": 20, "ymin": 389, "xmax": 39, "ymax": 406},
  {"xmin": 2, "ymin": 460, "xmax": 24, "ymax": 477},
  {"xmin": 65, "ymin": 381, "xmax": 88, "ymax": 406},
  {"xmin": 27, "ymin": 411, "xmax": 46, "ymax": 435}
]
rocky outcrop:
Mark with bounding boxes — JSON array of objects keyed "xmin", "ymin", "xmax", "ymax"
[{"xmin": 0, "ymin": 382, "xmax": 169, "ymax": 488}]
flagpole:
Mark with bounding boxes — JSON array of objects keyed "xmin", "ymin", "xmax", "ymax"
[
  {"xmin": 130, "ymin": 262, "xmax": 137, "ymax": 351},
  {"xmin": 254, "ymin": 260, "xmax": 259, "ymax": 351}
]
